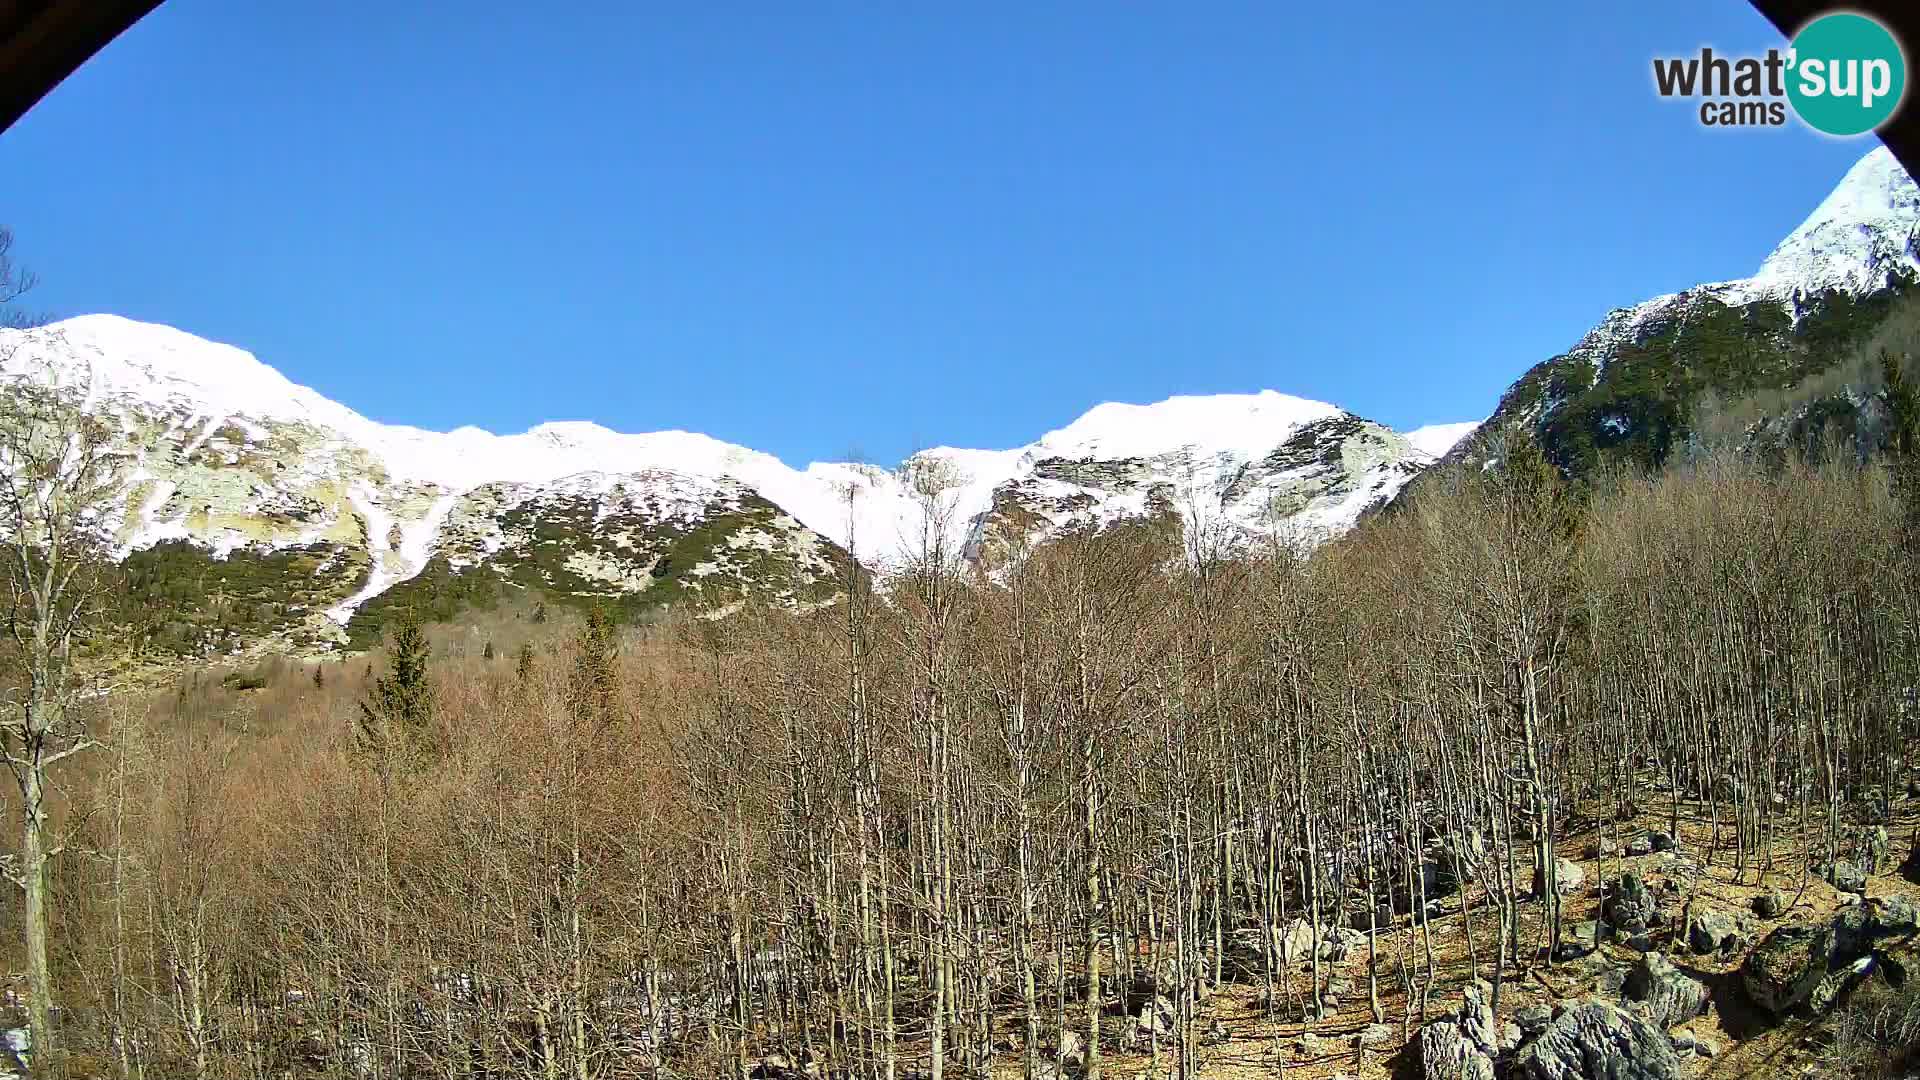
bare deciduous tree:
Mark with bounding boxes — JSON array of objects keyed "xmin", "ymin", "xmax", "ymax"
[{"xmin": 0, "ymin": 230, "xmax": 127, "ymax": 1070}]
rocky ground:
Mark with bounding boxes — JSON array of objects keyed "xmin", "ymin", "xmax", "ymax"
[{"xmin": 993, "ymin": 798, "xmax": 1920, "ymax": 1080}]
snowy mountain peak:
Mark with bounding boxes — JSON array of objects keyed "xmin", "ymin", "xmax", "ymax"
[
  {"xmin": 1033, "ymin": 390, "xmax": 1344, "ymax": 461},
  {"xmin": 1745, "ymin": 145, "xmax": 1919, "ymax": 299},
  {"xmin": 1403, "ymin": 422, "xmax": 1481, "ymax": 459},
  {"xmin": 1452, "ymin": 144, "xmax": 1920, "ymax": 488},
  {"xmin": 30, "ymin": 313, "xmax": 357, "ymax": 430},
  {"xmin": 524, "ymin": 420, "xmax": 621, "ymax": 446},
  {"xmin": 1, "ymin": 311, "xmax": 1456, "ymax": 645}
]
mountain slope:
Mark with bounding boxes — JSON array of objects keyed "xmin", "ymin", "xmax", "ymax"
[
  {"xmin": 16, "ymin": 146, "xmax": 1915, "ymax": 659},
  {"xmin": 1442, "ymin": 146, "xmax": 1920, "ymax": 480},
  {"xmin": 0, "ymin": 316, "xmax": 1457, "ymax": 656}
]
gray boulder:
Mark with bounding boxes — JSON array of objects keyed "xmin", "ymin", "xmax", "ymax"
[
  {"xmin": 1622, "ymin": 952, "xmax": 1711, "ymax": 1029},
  {"xmin": 1753, "ymin": 889, "xmax": 1787, "ymax": 919},
  {"xmin": 1397, "ymin": 860, "xmax": 1456, "ymax": 912},
  {"xmin": 1533, "ymin": 855, "xmax": 1586, "ymax": 897},
  {"xmin": 1871, "ymin": 894, "xmax": 1918, "ymax": 937},
  {"xmin": 1353, "ymin": 903, "xmax": 1394, "ymax": 933},
  {"xmin": 1512, "ymin": 999, "xmax": 1681, "ymax": 1080},
  {"xmin": 1134, "ymin": 995, "xmax": 1174, "ymax": 1037},
  {"xmin": 1322, "ymin": 926, "xmax": 1368, "ymax": 961},
  {"xmin": 1456, "ymin": 978, "xmax": 1498, "ymax": 1051},
  {"xmin": 1057, "ymin": 1028, "xmax": 1085, "ymax": 1067},
  {"xmin": 1517, "ymin": 1003, "xmax": 1554, "ymax": 1036},
  {"xmin": 1809, "ymin": 955, "xmax": 1875, "ymax": 1015},
  {"xmin": 1687, "ymin": 908, "xmax": 1741, "ymax": 955},
  {"xmin": 1412, "ymin": 977, "xmax": 1510, "ymax": 1080},
  {"xmin": 1593, "ymin": 959, "xmax": 1632, "ymax": 998},
  {"xmin": 1866, "ymin": 825, "xmax": 1891, "ymax": 873},
  {"xmin": 1418, "ymin": 1020, "xmax": 1494, "ymax": 1080},
  {"xmin": 1833, "ymin": 895, "xmax": 1918, "ymax": 961},
  {"xmin": 1556, "ymin": 919, "xmax": 1605, "ymax": 960},
  {"xmin": 1626, "ymin": 834, "xmax": 1654, "ymax": 857},
  {"xmin": 1604, "ymin": 872, "xmax": 1658, "ymax": 933},
  {"xmin": 1827, "ymin": 859, "xmax": 1868, "ymax": 894},
  {"xmin": 1357, "ymin": 1022, "xmax": 1394, "ymax": 1049},
  {"xmin": 1276, "ymin": 918, "xmax": 1316, "ymax": 964},
  {"xmin": 1741, "ymin": 923, "xmax": 1834, "ymax": 1014}
]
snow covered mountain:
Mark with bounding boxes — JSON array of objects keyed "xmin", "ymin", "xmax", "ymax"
[
  {"xmin": 1448, "ymin": 145, "xmax": 1920, "ymax": 478},
  {"xmin": 13, "ymin": 145, "xmax": 1912, "ymax": 657},
  {"xmin": 0, "ymin": 314, "xmax": 1464, "ymax": 654}
]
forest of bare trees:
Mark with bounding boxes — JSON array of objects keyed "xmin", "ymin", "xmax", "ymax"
[{"xmin": 4, "ymin": 377, "xmax": 1916, "ymax": 1080}]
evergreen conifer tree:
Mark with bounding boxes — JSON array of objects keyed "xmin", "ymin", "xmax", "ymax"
[
  {"xmin": 357, "ymin": 612, "xmax": 436, "ymax": 766},
  {"xmin": 1501, "ymin": 428, "xmax": 1576, "ymax": 533},
  {"xmin": 570, "ymin": 605, "xmax": 618, "ymax": 728}
]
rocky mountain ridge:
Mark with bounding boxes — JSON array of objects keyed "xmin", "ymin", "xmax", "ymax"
[
  {"xmin": 1445, "ymin": 146, "xmax": 1920, "ymax": 479},
  {"xmin": 0, "ymin": 314, "xmax": 1467, "ymax": 654},
  {"xmin": 11, "ymin": 144, "xmax": 1916, "ymax": 657}
]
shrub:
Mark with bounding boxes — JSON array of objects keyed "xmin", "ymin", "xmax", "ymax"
[{"xmin": 1823, "ymin": 971, "xmax": 1920, "ymax": 1079}]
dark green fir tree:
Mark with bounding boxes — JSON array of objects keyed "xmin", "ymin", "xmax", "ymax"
[{"xmin": 358, "ymin": 611, "xmax": 436, "ymax": 767}]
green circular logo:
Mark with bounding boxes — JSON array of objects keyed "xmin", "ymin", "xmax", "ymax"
[{"xmin": 1787, "ymin": 12, "xmax": 1907, "ymax": 136}]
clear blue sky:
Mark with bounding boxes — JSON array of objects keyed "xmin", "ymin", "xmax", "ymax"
[{"xmin": 0, "ymin": 0, "xmax": 1887, "ymax": 467}]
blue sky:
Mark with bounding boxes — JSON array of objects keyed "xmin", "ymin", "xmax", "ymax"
[{"xmin": 0, "ymin": 1, "xmax": 1887, "ymax": 466}]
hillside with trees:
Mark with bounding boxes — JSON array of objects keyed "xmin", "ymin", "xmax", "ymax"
[
  {"xmin": 5, "ymin": 144, "xmax": 1920, "ymax": 1080},
  {"xmin": 3, "ymin": 332, "xmax": 1918, "ymax": 1080}
]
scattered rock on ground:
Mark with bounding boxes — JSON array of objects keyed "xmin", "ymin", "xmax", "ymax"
[
  {"xmin": 1534, "ymin": 856, "xmax": 1586, "ymax": 897},
  {"xmin": 1134, "ymin": 995, "xmax": 1174, "ymax": 1037},
  {"xmin": 1457, "ymin": 978, "xmax": 1498, "ymax": 1050},
  {"xmin": 1834, "ymin": 895, "xmax": 1918, "ymax": 961},
  {"xmin": 1276, "ymin": 918, "xmax": 1315, "ymax": 964},
  {"xmin": 1865, "ymin": 825, "xmax": 1891, "ymax": 873},
  {"xmin": 1810, "ymin": 955, "xmax": 1875, "ymax": 1015},
  {"xmin": 1871, "ymin": 895, "xmax": 1917, "ymax": 936},
  {"xmin": 1742, "ymin": 923, "xmax": 1834, "ymax": 1015},
  {"xmin": 1517, "ymin": 1003, "xmax": 1554, "ymax": 1036},
  {"xmin": 1418, "ymin": 1020, "xmax": 1494, "ymax": 1080},
  {"xmin": 1322, "ymin": 927, "xmax": 1367, "ymax": 961},
  {"xmin": 1687, "ymin": 908, "xmax": 1741, "ymax": 955},
  {"xmin": 1354, "ymin": 903, "xmax": 1394, "ymax": 933},
  {"xmin": 1058, "ymin": 1028, "xmax": 1084, "ymax": 1067},
  {"xmin": 1623, "ymin": 952, "xmax": 1711, "ymax": 1029},
  {"xmin": 1605, "ymin": 872, "xmax": 1658, "ymax": 933},
  {"xmin": 1513, "ymin": 999, "xmax": 1681, "ymax": 1080},
  {"xmin": 1826, "ymin": 859, "xmax": 1867, "ymax": 894},
  {"xmin": 1753, "ymin": 889, "xmax": 1787, "ymax": 919},
  {"xmin": 1557, "ymin": 919, "xmax": 1605, "ymax": 960}
]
